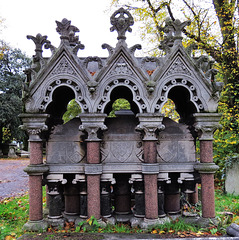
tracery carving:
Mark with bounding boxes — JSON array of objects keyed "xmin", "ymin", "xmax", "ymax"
[
  {"xmin": 109, "ymin": 58, "xmax": 133, "ymax": 75},
  {"xmin": 165, "ymin": 58, "xmax": 191, "ymax": 77},
  {"xmin": 50, "ymin": 57, "xmax": 77, "ymax": 76}
]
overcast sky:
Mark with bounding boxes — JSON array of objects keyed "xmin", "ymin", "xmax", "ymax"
[{"xmin": 0, "ymin": 0, "xmax": 143, "ymax": 58}]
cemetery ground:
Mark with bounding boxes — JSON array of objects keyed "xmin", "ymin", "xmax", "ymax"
[{"xmin": 0, "ymin": 159, "xmax": 239, "ymax": 240}]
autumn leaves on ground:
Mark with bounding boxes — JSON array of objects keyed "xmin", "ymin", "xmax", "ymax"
[{"xmin": 0, "ymin": 186, "xmax": 239, "ymax": 239}]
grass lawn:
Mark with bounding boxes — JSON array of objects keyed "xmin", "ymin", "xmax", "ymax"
[{"xmin": 0, "ymin": 188, "xmax": 238, "ymax": 239}]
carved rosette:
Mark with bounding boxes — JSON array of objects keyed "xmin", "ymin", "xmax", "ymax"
[
  {"xmin": 136, "ymin": 113, "xmax": 165, "ymax": 141},
  {"xmin": 193, "ymin": 113, "xmax": 222, "ymax": 140},
  {"xmin": 19, "ymin": 113, "xmax": 49, "ymax": 141},
  {"xmin": 79, "ymin": 114, "xmax": 107, "ymax": 141}
]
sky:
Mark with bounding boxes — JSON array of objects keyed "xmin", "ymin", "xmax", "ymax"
[{"xmin": 0, "ymin": 0, "xmax": 143, "ymax": 58}]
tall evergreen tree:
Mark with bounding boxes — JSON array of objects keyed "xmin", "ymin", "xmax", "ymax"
[{"xmin": 0, "ymin": 41, "xmax": 31, "ymax": 148}]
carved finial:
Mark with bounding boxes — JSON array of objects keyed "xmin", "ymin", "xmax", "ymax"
[
  {"xmin": 27, "ymin": 33, "xmax": 48, "ymax": 58},
  {"xmin": 56, "ymin": 18, "xmax": 80, "ymax": 46},
  {"xmin": 110, "ymin": 8, "xmax": 134, "ymax": 41},
  {"xmin": 159, "ymin": 18, "xmax": 191, "ymax": 52}
]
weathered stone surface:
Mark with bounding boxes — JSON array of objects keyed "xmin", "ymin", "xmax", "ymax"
[
  {"xmin": 47, "ymin": 118, "xmax": 86, "ymax": 164},
  {"xmin": 101, "ymin": 112, "xmax": 143, "ymax": 163},
  {"xmin": 157, "ymin": 118, "xmax": 196, "ymax": 163},
  {"xmin": 225, "ymin": 161, "xmax": 239, "ymax": 195}
]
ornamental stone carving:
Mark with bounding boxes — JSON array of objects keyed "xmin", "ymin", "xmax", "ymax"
[
  {"xmin": 79, "ymin": 114, "xmax": 107, "ymax": 141},
  {"xmin": 136, "ymin": 114, "xmax": 165, "ymax": 141},
  {"xmin": 110, "ymin": 8, "xmax": 134, "ymax": 40},
  {"xmin": 19, "ymin": 113, "xmax": 49, "ymax": 141},
  {"xmin": 194, "ymin": 113, "xmax": 222, "ymax": 140},
  {"xmin": 50, "ymin": 56, "xmax": 77, "ymax": 76}
]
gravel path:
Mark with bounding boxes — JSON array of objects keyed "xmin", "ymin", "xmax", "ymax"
[{"xmin": 0, "ymin": 159, "xmax": 29, "ymax": 200}]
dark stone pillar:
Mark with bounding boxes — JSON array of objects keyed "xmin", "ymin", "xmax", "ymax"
[
  {"xmin": 114, "ymin": 174, "xmax": 131, "ymax": 215},
  {"xmin": 47, "ymin": 180, "xmax": 65, "ymax": 227},
  {"xmin": 164, "ymin": 174, "xmax": 181, "ymax": 215},
  {"xmin": 194, "ymin": 113, "xmax": 221, "ymax": 220}
]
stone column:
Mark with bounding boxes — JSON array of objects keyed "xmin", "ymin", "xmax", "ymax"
[
  {"xmin": 194, "ymin": 113, "xmax": 221, "ymax": 219},
  {"xmin": 79, "ymin": 113, "xmax": 107, "ymax": 222},
  {"xmin": 136, "ymin": 113, "xmax": 164, "ymax": 228},
  {"xmin": 19, "ymin": 113, "xmax": 49, "ymax": 231}
]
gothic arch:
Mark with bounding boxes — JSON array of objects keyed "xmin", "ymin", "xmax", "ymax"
[
  {"xmin": 153, "ymin": 76, "xmax": 208, "ymax": 114},
  {"xmin": 93, "ymin": 76, "xmax": 149, "ymax": 114},
  {"xmin": 35, "ymin": 76, "xmax": 90, "ymax": 113}
]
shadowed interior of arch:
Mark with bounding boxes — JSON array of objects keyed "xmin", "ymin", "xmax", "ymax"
[
  {"xmin": 46, "ymin": 86, "xmax": 76, "ymax": 126},
  {"xmin": 104, "ymin": 86, "xmax": 139, "ymax": 116},
  {"xmin": 167, "ymin": 86, "xmax": 197, "ymax": 125}
]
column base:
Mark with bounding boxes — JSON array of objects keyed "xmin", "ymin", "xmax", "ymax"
[
  {"xmin": 130, "ymin": 216, "xmax": 144, "ymax": 228},
  {"xmin": 102, "ymin": 216, "xmax": 116, "ymax": 225},
  {"xmin": 114, "ymin": 212, "xmax": 133, "ymax": 223},
  {"xmin": 23, "ymin": 220, "xmax": 48, "ymax": 232},
  {"xmin": 139, "ymin": 217, "xmax": 170, "ymax": 229},
  {"xmin": 47, "ymin": 217, "xmax": 65, "ymax": 228},
  {"xmin": 62, "ymin": 212, "xmax": 79, "ymax": 223}
]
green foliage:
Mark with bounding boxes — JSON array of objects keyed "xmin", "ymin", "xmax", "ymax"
[
  {"xmin": 213, "ymin": 85, "xmax": 239, "ymax": 180},
  {"xmin": 148, "ymin": 218, "xmax": 199, "ymax": 233},
  {"xmin": 109, "ymin": 98, "xmax": 131, "ymax": 117},
  {"xmin": 76, "ymin": 216, "xmax": 100, "ymax": 233},
  {"xmin": 0, "ymin": 41, "xmax": 31, "ymax": 145},
  {"xmin": 161, "ymin": 99, "xmax": 180, "ymax": 122},
  {"xmin": 62, "ymin": 99, "xmax": 81, "ymax": 123}
]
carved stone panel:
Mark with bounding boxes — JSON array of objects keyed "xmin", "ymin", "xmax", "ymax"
[
  {"xmin": 101, "ymin": 110, "xmax": 143, "ymax": 163},
  {"xmin": 47, "ymin": 118, "xmax": 86, "ymax": 164},
  {"xmin": 157, "ymin": 118, "xmax": 196, "ymax": 163}
]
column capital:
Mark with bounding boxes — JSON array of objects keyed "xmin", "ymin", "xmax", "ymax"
[
  {"xmin": 19, "ymin": 113, "xmax": 49, "ymax": 141},
  {"xmin": 193, "ymin": 113, "xmax": 222, "ymax": 140},
  {"xmin": 79, "ymin": 113, "xmax": 107, "ymax": 141},
  {"xmin": 136, "ymin": 113, "xmax": 165, "ymax": 140}
]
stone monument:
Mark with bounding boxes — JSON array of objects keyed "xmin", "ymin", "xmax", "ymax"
[{"xmin": 20, "ymin": 8, "xmax": 222, "ymax": 231}]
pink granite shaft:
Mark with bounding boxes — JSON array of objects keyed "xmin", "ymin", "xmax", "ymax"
[
  {"xmin": 87, "ymin": 175, "xmax": 101, "ymax": 219},
  {"xmin": 200, "ymin": 140, "xmax": 213, "ymax": 163},
  {"xmin": 87, "ymin": 142, "xmax": 100, "ymax": 164},
  {"xmin": 86, "ymin": 141, "xmax": 101, "ymax": 219},
  {"xmin": 29, "ymin": 175, "xmax": 43, "ymax": 221},
  {"xmin": 144, "ymin": 140, "xmax": 158, "ymax": 219},
  {"xmin": 144, "ymin": 141, "xmax": 157, "ymax": 163},
  {"xmin": 200, "ymin": 140, "xmax": 215, "ymax": 218},
  {"xmin": 201, "ymin": 174, "xmax": 215, "ymax": 218},
  {"xmin": 144, "ymin": 174, "xmax": 158, "ymax": 219},
  {"xmin": 30, "ymin": 141, "xmax": 43, "ymax": 165}
]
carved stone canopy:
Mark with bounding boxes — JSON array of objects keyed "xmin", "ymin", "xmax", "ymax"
[{"xmin": 23, "ymin": 8, "xmax": 222, "ymax": 127}]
